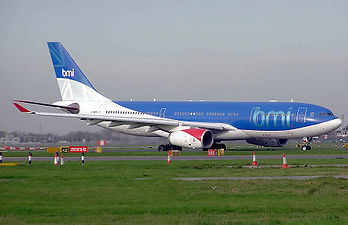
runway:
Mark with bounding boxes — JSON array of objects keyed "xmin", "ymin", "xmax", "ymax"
[
  {"xmin": 173, "ymin": 175, "xmax": 348, "ymax": 181},
  {"xmin": 3, "ymin": 154, "xmax": 348, "ymax": 161}
]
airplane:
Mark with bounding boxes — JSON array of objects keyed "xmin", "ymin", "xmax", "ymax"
[{"xmin": 13, "ymin": 42, "xmax": 342, "ymax": 151}]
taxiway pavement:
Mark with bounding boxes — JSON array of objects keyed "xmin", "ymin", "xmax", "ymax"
[{"xmin": 3, "ymin": 154, "xmax": 348, "ymax": 161}]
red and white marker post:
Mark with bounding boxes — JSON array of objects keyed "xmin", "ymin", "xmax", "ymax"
[
  {"xmin": 167, "ymin": 150, "xmax": 172, "ymax": 163},
  {"xmin": 252, "ymin": 151, "xmax": 257, "ymax": 166},
  {"xmin": 28, "ymin": 152, "xmax": 32, "ymax": 165},
  {"xmin": 81, "ymin": 153, "xmax": 85, "ymax": 165},
  {"xmin": 282, "ymin": 153, "xmax": 288, "ymax": 168},
  {"xmin": 61, "ymin": 154, "xmax": 64, "ymax": 166}
]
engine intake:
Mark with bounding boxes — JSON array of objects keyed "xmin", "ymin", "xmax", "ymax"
[
  {"xmin": 246, "ymin": 138, "xmax": 288, "ymax": 147},
  {"xmin": 168, "ymin": 129, "xmax": 214, "ymax": 149}
]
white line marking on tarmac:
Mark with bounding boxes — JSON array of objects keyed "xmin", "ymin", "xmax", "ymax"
[
  {"xmin": 173, "ymin": 175, "xmax": 348, "ymax": 181},
  {"xmin": 226, "ymin": 164, "xmax": 348, "ymax": 168}
]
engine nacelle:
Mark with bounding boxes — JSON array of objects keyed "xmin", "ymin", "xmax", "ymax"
[
  {"xmin": 246, "ymin": 138, "xmax": 288, "ymax": 147},
  {"xmin": 168, "ymin": 129, "xmax": 214, "ymax": 149}
]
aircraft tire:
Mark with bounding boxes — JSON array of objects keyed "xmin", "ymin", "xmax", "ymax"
[
  {"xmin": 176, "ymin": 146, "xmax": 183, "ymax": 151},
  {"xmin": 158, "ymin": 145, "xmax": 166, "ymax": 151},
  {"xmin": 219, "ymin": 143, "xmax": 227, "ymax": 151}
]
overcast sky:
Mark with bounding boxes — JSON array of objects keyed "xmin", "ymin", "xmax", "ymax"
[{"xmin": 1, "ymin": 0, "xmax": 348, "ymax": 134}]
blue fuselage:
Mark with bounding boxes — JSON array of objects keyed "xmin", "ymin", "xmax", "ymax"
[{"xmin": 114, "ymin": 101, "xmax": 338, "ymax": 131}]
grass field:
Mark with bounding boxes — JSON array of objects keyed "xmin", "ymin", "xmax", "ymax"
[{"xmin": 1, "ymin": 157, "xmax": 348, "ymax": 224}]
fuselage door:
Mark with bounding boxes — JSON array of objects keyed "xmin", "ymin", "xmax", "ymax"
[
  {"xmin": 159, "ymin": 108, "xmax": 166, "ymax": 118},
  {"xmin": 296, "ymin": 107, "xmax": 308, "ymax": 123}
]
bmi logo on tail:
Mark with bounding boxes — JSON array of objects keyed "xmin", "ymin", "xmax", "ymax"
[{"xmin": 62, "ymin": 68, "xmax": 74, "ymax": 77}]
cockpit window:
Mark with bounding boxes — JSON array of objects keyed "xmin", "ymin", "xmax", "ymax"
[{"xmin": 318, "ymin": 112, "xmax": 334, "ymax": 117}]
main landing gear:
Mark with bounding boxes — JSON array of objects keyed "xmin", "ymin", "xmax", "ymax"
[
  {"xmin": 158, "ymin": 143, "xmax": 227, "ymax": 152},
  {"xmin": 158, "ymin": 144, "xmax": 182, "ymax": 151},
  {"xmin": 301, "ymin": 137, "xmax": 312, "ymax": 151},
  {"xmin": 203, "ymin": 143, "xmax": 227, "ymax": 151}
]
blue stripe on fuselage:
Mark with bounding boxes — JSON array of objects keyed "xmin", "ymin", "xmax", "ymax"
[{"xmin": 113, "ymin": 101, "xmax": 338, "ymax": 131}]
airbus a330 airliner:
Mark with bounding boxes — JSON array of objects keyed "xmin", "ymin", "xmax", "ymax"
[{"xmin": 13, "ymin": 42, "xmax": 342, "ymax": 151}]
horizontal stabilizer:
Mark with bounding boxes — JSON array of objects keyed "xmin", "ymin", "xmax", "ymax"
[
  {"xmin": 13, "ymin": 103, "xmax": 31, "ymax": 113},
  {"xmin": 13, "ymin": 99, "xmax": 78, "ymax": 111}
]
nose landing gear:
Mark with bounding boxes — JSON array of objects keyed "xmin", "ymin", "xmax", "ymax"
[
  {"xmin": 301, "ymin": 137, "xmax": 312, "ymax": 151},
  {"xmin": 301, "ymin": 145, "xmax": 311, "ymax": 151}
]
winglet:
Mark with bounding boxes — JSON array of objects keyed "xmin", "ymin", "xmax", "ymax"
[{"xmin": 13, "ymin": 103, "xmax": 31, "ymax": 113}]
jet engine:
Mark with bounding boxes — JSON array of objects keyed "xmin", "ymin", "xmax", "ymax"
[
  {"xmin": 168, "ymin": 129, "xmax": 214, "ymax": 149},
  {"xmin": 246, "ymin": 138, "xmax": 288, "ymax": 147}
]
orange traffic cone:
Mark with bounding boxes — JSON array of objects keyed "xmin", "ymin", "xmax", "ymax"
[
  {"xmin": 54, "ymin": 152, "xmax": 58, "ymax": 166},
  {"xmin": 252, "ymin": 151, "xmax": 257, "ymax": 166},
  {"xmin": 282, "ymin": 153, "xmax": 288, "ymax": 168},
  {"xmin": 167, "ymin": 151, "xmax": 172, "ymax": 163}
]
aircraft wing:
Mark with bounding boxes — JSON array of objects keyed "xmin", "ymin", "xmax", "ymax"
[{"xmin": 13, "ymin": 103, "xmax": 235, "ymax": 131}]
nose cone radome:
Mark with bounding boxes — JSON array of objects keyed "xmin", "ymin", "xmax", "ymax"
[{"xmin": 330, "ymin": 118, "xmax": 343, "ymax": 131}]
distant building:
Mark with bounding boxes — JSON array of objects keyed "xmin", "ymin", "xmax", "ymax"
[{"xmin": 0, "ymin": 135, "xmax": 20, "ymax": 145}]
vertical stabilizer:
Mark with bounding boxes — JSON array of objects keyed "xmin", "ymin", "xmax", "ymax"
[{"xmin": 47, "ymin": 42, "xmax": 110, "ymax": 102}]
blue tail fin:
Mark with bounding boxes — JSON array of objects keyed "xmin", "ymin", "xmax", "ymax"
[
  {"xmin": 47, "ymin": 42, "xmax": 109, "ymax": 101},
  {"xmin": 47, "ymin": 42, "xmax": 95, "ymax": 90}
]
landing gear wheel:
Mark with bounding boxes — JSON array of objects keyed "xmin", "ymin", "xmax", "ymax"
[
  {"xmin": 301, "ymin": 145, "xmax": 311, "ymax": 151},
  {"xmin": 203, "ymin": 143, "xmax": 226, "ymax": 151},
  {"xmin": 158, "ymin": 144, "xmax": 182, "ymax": 151},
  {"xmin": 170, "ymin": 145, "xmax": 182, "ymax": 151},
  {"xmin": 219, "ymin": 143, "xmax": 227, "ymax": 151},
  {"xmin": 158, "ymin": 145, "xmax": 166, "ymax": 151}
]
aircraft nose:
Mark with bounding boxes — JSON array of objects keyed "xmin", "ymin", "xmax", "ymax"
[
  {"xmin": 318, "ymin": 117, "xmax": 342, "ymax": 134},
  {"xmin": 337, "ymin": 118, "xmax": 343, "ymax": 128},
  {"xmin": 332, "ymin": 118, "xmax": 343, "ymax": 130}
]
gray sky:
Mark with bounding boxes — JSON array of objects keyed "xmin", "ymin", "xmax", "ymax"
[{"xmin": 1, "ymin": 0, "xmax": 348, "ymax": 134}]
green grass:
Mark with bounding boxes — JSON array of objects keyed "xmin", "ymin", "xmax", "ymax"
[{"xmin": 1, "ymin": 160, "xmax": 348, "ymax": 224}]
